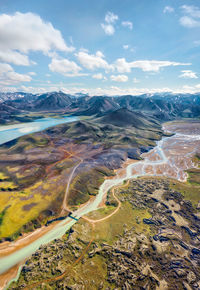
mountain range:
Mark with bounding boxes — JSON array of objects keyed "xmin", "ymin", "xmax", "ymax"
[{"xmin": 0, "ymin": 91, "xmax": 200, "ymax": 124}]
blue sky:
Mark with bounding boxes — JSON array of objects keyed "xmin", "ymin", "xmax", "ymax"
[{"xmin": 0, "ymin": 0, "xmax": 200, "ymax": 95}]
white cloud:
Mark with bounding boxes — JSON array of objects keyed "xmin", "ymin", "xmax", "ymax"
[
  {"xmin": 0, "ymin": 12, "xmax": 74, "ymax": 66},
  {"xmin": 0, "ymin": 63, "xmax": 31, "ymax": 85},
  {"xmin": 123, "ymin": 45, "xmax": 129, "ymax": 50},
  {"xmin": 0, "ymin": 63, "xmax": 19, "ymax": 74},
  {"xmin": 76, "ymin": 52, "xmax": 185, "ymax": 75},
  {"xmin": 131, "ymin": 60, "xmax": 190, "ymax": 72},
  {"xmin": 115, "ymin": 58, "xmax": 190, "ymax": 73},
  {"xmin": 101, "ymin": 11, "xmax": 118, "ymax": 35},
  {"xmin": 76, "ymin": 50, "xmax": 113, "ymax": 71},
  {"xmin": 4, "ymin": 71, "xmax": 31, "ymax": 84},
  {"xmin": 101, "ymin": 23, "xmax": 115, "ymax": 35},
  {"xmin": 121, "ymin": 21, "xmax": 133, "ymax": 30},
  {"xmin": 115, "ymin": 58, "xmax": 132, "ymax": 73},
  {"xmin": 163, "ymin": 6, "xmax": 174, "ymax": 14},
  {"xmin": 180, "ymin": 84, "xmax": 200, "ymax": 93},
  {"xmin": 96, "ymin": 51, "xmax": 104, "ymax": 58},
  {"xmin": 92, "ymin": 73, "xmax": 103, "ymax": 79},
  {"xmin": 181, "ymin": 5, "xmax": 200, "ymax": 18},
  {"xmin": 19, "ymin": 85, "xmax": 47, "ymax": 93},
  {"xmin": 179, "ymin": 70, "xmax": 198, "ymax": 79},
  {"xmin": 60, "ymin": 86, "xmax": 173, "ymax": 96},
  {"xmin": 4, "ymin": 83, "xmax": 200, "ymax": 96},
  {"xmin": 0, "ymin": 50, "xmax": 31, "ymax": 66},
  {"xmin": 105, "ymin": 12, "xmax": 118, "ymax": 23},
  {"xmin": 28, "ymin": 72, "xmax": 36, "ymax": 76},
  {"xmin": 0, "ymin": 12, "xmax": 71, "ymax": 53},
  {"xmin": 49, "ymin": 58, "xmax": 82, "ymax": 76},
  {"xmin": 110, "ymin": 74, "xmax": 128, "ymax": 82},
  {"xmin": 180, "ymin": 5, "xmax": 200, "ymax": 28},
  {"xmin": 180, "ymin": 16, "xmax": 200, "ymax": 28}
]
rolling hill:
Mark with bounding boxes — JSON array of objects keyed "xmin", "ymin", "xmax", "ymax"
[{"xmin": 97, "ymin": 108, "xmax": 160, "ymax": 129}]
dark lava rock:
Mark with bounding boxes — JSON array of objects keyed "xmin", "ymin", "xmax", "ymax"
[
  {"xmin": 182, "ymin": 226, "xmax": 197, "ymax": 238},
  {"xmin": 153, "ymin": 235, "xmax": 169, "ymax": 242},
  {"xmin": 179, "ymin": 241, "xmax": 189, "ymax": 250},
  {"xmin": 192, "ymin": 248, "xmax": 200, "ymax": 255},
  {"xmin": 159, "ymin": 236, "xmax": 170, "ymax": 242},
  {"xmin": 168, "ymin": 215, "xmax": 175, "ymax": 222},
  {"xmin": 161, "ymin": 202, "xmax": 169, "ymax": 209},
  {"xmin": 143, "ymin": 218, "xmax": 156, "ymax": 225},
  {"xmin": 153, "ymin": 235, "xmax": 159, "ymax": 241},
  {"xmin": 140, "ymin": 146, "xmax": 153, "ymax": 153}
]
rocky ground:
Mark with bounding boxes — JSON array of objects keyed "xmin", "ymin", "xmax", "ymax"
[{"xmin": 9, "ymin": 177, "xmax": 200, "ymax": 289}]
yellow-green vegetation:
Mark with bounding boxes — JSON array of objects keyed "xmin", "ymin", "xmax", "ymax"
[
  {"xmin": 92, "ymin": 202, "xmax": 151, "ymax": 244},
  {"xmin": 61, "ymin": 221, "xmax": 110, "ymax": 288},
  {"xmin": 73, "ymin": 255, "xmax": 110, "ymax": 288},
  {"xmin": 187, "ymin": 155, "xmax": 200, "ymax": 185},
  {"xmin": 187, "ymin": 169, "xmax": 200, "ymax": 185},
  {"xmin": 0, "ymin": 177, "xmax": 65, "ymax": 239},
  {"xmin": 170, "ymin": 155, "xmax": 200, "ymax": 207},
  {"xmin": 0, "ymin": 172, "xmax": 9, "ymax": 180},
  {"xmin": 53, "ymin": 198, "xmax": 152, "ymax": 287},
  {"xmin": 0, "ymin": 181, "xmax": 18, "ymax": 190},
  {"xmin": 170, "ymin": 180, "xmax": 200, "ymax": 207},
  {"xmin": 6, "ymin": 166, "xmax": 20, "ymax": 173},
  {"xmin": 0, "ymin": 181, "xmax": 43, "ymax": 238},
  {"xmin": 86, "ymin": 205, "xmax": 116, "ymax": 220},
  {"xmin": 68, "ymin": 167, "xmax": 114, "ymax": 206},
  {"xmin": 16, "ymin": 169, "xmax": 32, "ymax": 179},
  {"xmin": 32, "ymin": 136, "xmax": 49, "ymax": 147},
  {"xmin": 136, "ymin": 138, "xmax": 156, "ymax": 147},
  {"xmin": 19, "ymin": 135, "xmax": 49, "ymax": 150},
  {"xmin": 0, "ymin": 207, "xmax": 7, "ymax": 226},
  {"xmin": 0, "ymin": 171, "xmax": 18, "ymax": 190}
]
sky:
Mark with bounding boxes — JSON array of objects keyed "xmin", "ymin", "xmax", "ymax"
[{"xmin": 0, "ymin": 0, "xmax": 200, "ymax": 95}]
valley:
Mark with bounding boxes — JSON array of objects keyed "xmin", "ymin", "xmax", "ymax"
[
  {"xmin": 0, "ymin": 92, "xmax": 199, "ymax": 289},
  {"xmin": 0, "ymin": 108, "xmax": 162, "ymax": 242},
  {"xmin": 0, "ymin": 118, "xmax": 198, "ymax": 289}
]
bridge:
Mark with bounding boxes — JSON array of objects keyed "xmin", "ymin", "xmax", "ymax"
[{"xmin": 68, "ymin": 214, "xmax": 79, "ymax": 221}]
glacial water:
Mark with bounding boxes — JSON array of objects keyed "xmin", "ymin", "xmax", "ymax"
[{"xmin": 0, "ymin": 116, "xmax": 78, "ymax": 146}]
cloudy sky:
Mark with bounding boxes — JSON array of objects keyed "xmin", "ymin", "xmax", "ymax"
[{"xmin": 0, "ymin": 0, "xmax": 200, "ymax": 95}]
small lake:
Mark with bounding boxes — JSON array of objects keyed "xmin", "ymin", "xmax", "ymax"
[{"xmin": 0, "ymin": 116, "xmax": 79, "ymax": 146}]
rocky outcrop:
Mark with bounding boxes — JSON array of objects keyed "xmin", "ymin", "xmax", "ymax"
[{"xmin": 9, "ymin": 177, "xmax": 200, "ymax": 290}]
